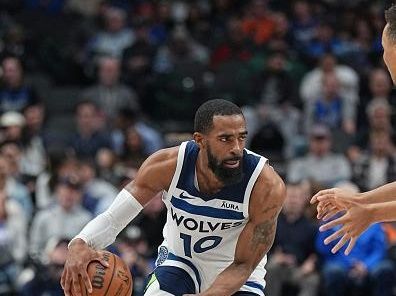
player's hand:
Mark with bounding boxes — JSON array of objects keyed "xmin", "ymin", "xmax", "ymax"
[
  {"xmin": 310, "ymin": 188, "xmax": 359, "ymax": 220},
  {"xmin": 61, "ymin": 238, "xmax": 110, "ymax": 296},
  {"xmin": 319, "ymin": 203, "xmax": 373, "ymax": 255}
]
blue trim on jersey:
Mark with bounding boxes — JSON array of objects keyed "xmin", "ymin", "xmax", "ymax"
[
  {"xmin": 168, "ymin": 252, "xmax": 202, "ymax": 291},
  {"xmin": 171, "ymin": 196, "xmax": 244, "ymax": 220},
  {"xmin": 244, "ymin": 281, "xmax": 265, "ymax": 293},
  {"xmin": 176, "ymin": 141, "xmax": 261, "ymax": 203}
]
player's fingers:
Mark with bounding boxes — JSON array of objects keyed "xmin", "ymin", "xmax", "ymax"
[
  {"xmin": 322, "ymin": 208, "xmax": 343, "ymax": 221},
  {"xmin": 323, "ymin": 228, "xmax": 344, "ymax": 245},
  {"xmin": 319, "ymin": 216, "xmax": 344, "ymax": 232},
  {"xmin": 81, "ymin": 270, "xmax": 93, "ymax": 294},
  {"xmin": 332, "ymin": 234, "xmax": 350, "ymax": 254},
  {"xmin": 96, "ymin": 251, "xmax": 110, "ymax": 268},
  {"xmin": 63, "ymin": 270, "xmax": 73, "ymax": 296},
  {"xmin": 72, "ymin": 271, "xmax": 82, "ymax": 296},
  {"xmin": 60, "ymin": 267, "xmax": 67, "ymax": 290},
  {"xmin": 312, "ymin": 189, "xmax": 335, "ymax": 203},
  {"xmin": 345, "ymin": 237, "xmax": 357, "ymax": 255}
]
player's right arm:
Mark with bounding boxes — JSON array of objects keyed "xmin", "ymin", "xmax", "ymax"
[{"xmin": 61, "ymin": 147, "xmax": 178, "ymax": 296}]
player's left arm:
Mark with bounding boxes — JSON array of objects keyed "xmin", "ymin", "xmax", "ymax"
[{"xmin": 198, "ymin": 164, "xmax": 286, "ymax": 296}]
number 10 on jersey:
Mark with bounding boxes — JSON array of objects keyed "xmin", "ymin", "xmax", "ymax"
[{"xmin": 180, "ymin": 233, "xmax": 223, "ymax": 258}]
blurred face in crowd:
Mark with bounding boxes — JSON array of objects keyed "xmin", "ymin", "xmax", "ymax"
[
  {"xmin": 369, "ymin": 69, "xmax": 392, "ymax": 97},
  {"xmin": 76, "ymin": 102, "xmax": 98, "ymax": 134},
  {"xmin": 370, "ymin": 132, "xmax": 392, "ymax": 157},
  {"xmin": 56, "ymin": 183, "xmax": 82, "ymax": 212},
  {"xmin": 23, "ymin": 104, "xmax": 45, "ymax": 132},
  {"xmin": 382, "ymin": 24, "xmax": 396, "ymax": 85},
  {"xmin": 322, "ymin": 73, "xmax": 340, "ymax": 100},
  {"xmin": 98, "ymin": 57, "xmax": 120, "ymax": 87},
  {"xmin": 105, "ymin": 8, "xmax": 126, "ymax": 32},
  {"xmin": 1, "ymin": 57, "xmax": 23, "ymax": 88},
  {"xmin": 368, "ymin": 104, "xmax": 391, "ymax": 130},
  {"xmin": 283, "ymin": 183, "xmax": 307, "ymax": 219},
  {"xmin": 309, "ymin": 135, "xmax": 331, "ymax": 157},
  {"xmin": 320, "ymin": 54, "xmax": 336, "ymax": 73},
  {"xmin": 0, "ymin": 143, "xmax": 20, "ymax": 175},
  {"xmin": 78, "ymin": 163, "xmax": 95, "ymax": 184}
]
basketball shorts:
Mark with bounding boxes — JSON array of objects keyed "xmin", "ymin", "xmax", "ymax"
[{"xmin": 144, "ymin": 266, "xmax": 260, "ymax": 296}]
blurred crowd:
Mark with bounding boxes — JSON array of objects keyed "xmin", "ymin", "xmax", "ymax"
[{"xmin": 0, "ymin": 0, "xmax": 395, "ymax": 295}]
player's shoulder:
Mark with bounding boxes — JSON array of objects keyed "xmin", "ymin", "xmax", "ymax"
[
  {"xmin": 252, "ymin": 164, "xmax": 286, "ymax": 202},
  {"xmin": 142, "ymin": 145, "xmax": 179, "ymax": 171}
]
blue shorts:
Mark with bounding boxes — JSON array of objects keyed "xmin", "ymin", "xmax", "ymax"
[{"xmin": 144, "ymin": 266, "xmax": 260, "ymax": 296}]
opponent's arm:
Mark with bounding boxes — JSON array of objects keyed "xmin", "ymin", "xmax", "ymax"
[
  {"xmin": 62, "ymin": 147, "xmax": 177, "ymax": 296},
  {"xmin": 360, "ymin": 182, "xmax": 396, "ymax": 204},
  {"xmin": 200, "ymin": 165, "xmax": 286, "ymax": 296}
]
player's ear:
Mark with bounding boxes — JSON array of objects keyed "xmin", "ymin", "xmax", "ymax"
[{"xmin": 193, "ymin": 132, "xmax": 205, "ymax": 148}]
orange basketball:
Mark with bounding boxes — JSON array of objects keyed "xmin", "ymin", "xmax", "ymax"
[{"xmin": 72, "ymin": 251, "xmax": 133, "ymax": 296}]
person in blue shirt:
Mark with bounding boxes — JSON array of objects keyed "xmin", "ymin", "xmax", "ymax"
[{"xmin": 316, "ymin": 221, "xmax": 394, "ymax": 296}]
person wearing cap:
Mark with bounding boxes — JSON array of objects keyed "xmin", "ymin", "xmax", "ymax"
[
  {"xmin": 311, "ymin": 4, "xmax": 396, "ymax": 255},
  {"xmin": 0, "ymin": 111, "xmax": 25, "ymax": 142},
  {"xmin": 29, "ymin": 176, "xmax": 92, "ymax": 261},
  {"xmin": 287, "ymin": 124, "xmax": 351, "ymax": 186}
]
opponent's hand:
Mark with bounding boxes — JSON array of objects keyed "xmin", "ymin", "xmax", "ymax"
[
  {"xmin": 60, "ymin": 238, "xmax": 109, "ymax": 296},
  {"xmin": 319, "ymin": 202, "xmax": 373, "ymax": 255},
  {"xmin": 310, "ymin": 188, "xmax": 359, "ymax": 220}
]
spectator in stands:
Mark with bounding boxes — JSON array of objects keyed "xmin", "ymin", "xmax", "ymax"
[
  {"xmin": 29, "ymin": 176, "xmax": 91, "ymax": 260},
  {"xmin": 111, "ymin": 107, "xmax": 163, "ymax": 156},
  {"xmin": 86, "ymin": 6, "xmax": 135, "ymax": 60},
  {"xmin": 0, "ymin": 151, "xmax": 32, "ymax": 220},
  {"xmin": 305, "ymin": 72, "xmax": 356, "ymax": 135},
  {"xmin": 210, "ymin": 17, "xmax": 253, "ymax": 71},
  {"xmin": 351, "ymin": 130, "xmax": 396, "ymax": 191},
  {"xmin": 0, "ymin": 111, "xmax": 25, "ymax": 142},
  {"xmin": 300, "ymin": 53, "xmax": 359, "ymax": 118},
  {"xmin": 352, "ymin": 99, "xmax": 394, "ymax": 156},
  {"xmin": 77, "ymin": 159, "xmax": 118, "ymax": 215},
  {"xmin": 241, "ymin": 0, "xmax": 276, "ymax": 46},
  {"xmin": 81, "ymin": 56, "xmax": 140, "ymax": 123},
  {"xmin": 117, "ymin": 225, "xmax": 155, "ymax": 296},
  {"xmin": 357, "ymin": 68, "xmax": 394, "ymax": 129},
  {"xmin": 266, "ymin": 182, "xmax": 319, "ymax": 296},
  {"xmin": 290, "ymin": 0, "xmax": 318, "ymax": 55},
  {"xmin": 0, "ymin": 189, "xmax": 27, "ymax": 293},
  {"xmin": 121, "ymin": 19, "xmax": 156, "ymax": 102},
  {"xmin": 70, "ymin": 101, "xmax": 111, "ymax": 159},
  {"xmin": 287, "ymin": 125, "xmax": 351, "ymax": 186},
  {"xmin": 20, "ymin": 103, "xmax": 48, "ymax": 177},
  {"xmin": 316, "ymin": 182, "xmax": 394, "ymax": 296},
  {"xmin": 20, "ymin": 238, "xmax": 69, "ymax": 296},
  {"xmin": 0, "ymin": 57, "xmax": 39, "ymax": 113},
  {"xmin": 153, "ymin": 25, "xmax": 209, "ymax": 74},
  {"xmin": 95, "ymin": 148, "xmax": 122, "ymax": 187}
]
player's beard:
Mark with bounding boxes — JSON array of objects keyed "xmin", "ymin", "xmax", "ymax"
[{"xmin": 207, "ymin": 145, "xmax": 243, "ymax": 186}]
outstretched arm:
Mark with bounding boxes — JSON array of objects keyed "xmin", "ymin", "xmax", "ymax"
[
  {"xmin": 61, "ymin": 147, "xmax": 178, "ymax": 296},
  {"xmin": 311, "ymin": 182, "xmax": 396, "ymax": 219},
  {"xmin": 196, "ymin": 165, "xmax": 286, "ymax": 296}
]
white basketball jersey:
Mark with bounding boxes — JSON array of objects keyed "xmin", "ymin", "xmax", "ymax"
[{"xmin": 156, "ymin": 141, "xmax": 268, "ymax": 295}]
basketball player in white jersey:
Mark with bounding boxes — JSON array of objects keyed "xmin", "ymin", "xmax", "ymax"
[
  {"xmin": 310, "ymin": 3, "xmax": 396, "ymax": 255},
  {"xmin": 61, "ymin": 99, "xmax": 286, "ymax": 296}
]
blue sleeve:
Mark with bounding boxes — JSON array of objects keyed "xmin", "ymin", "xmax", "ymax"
[{"xmin": 361, "ymin": 224, "xmax": 386, "ymax": 271}]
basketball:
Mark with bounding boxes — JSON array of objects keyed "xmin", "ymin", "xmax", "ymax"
[{"xmin": 72, "ymin": 251, "xmax": 132, "ymax": 296}]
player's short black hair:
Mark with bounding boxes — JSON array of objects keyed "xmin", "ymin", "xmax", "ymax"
[
  {"xmin": 385, "ymin": 4, "xmax": 396, "ymax": 42},
  {"xmin": 194, "ymin": 99, "xmax": 243, "ymax": 134}
]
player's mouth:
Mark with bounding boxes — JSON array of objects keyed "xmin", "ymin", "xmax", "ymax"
[{"xmin": 223, "ymin": 159, "xmax": 240, "ymax": 168}]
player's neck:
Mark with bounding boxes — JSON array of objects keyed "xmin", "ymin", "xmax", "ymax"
[{"xmin": 196, "ymin": 154, "xmax": 224, "ymax": 195}]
